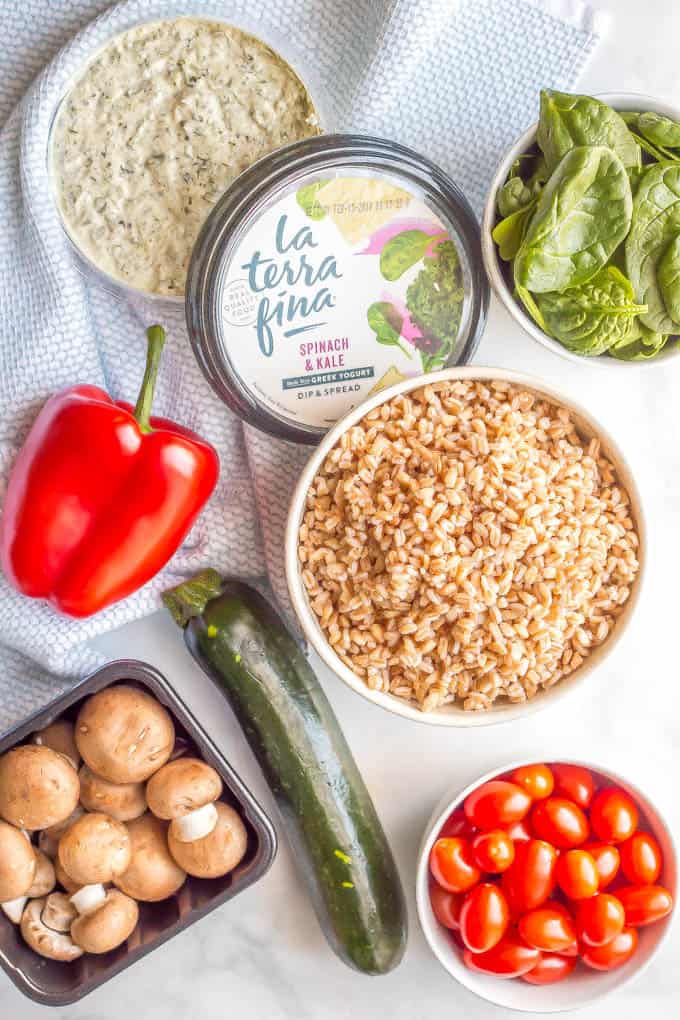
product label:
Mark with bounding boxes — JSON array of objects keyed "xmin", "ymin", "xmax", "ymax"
[{"xmin": 219, "ymin": 173, "xmax": 467, "ymax": 428}]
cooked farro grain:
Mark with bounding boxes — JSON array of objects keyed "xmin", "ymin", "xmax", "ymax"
[{"xmin": 298, "ymin": 380, "xmax": 640, "ymax": 712}]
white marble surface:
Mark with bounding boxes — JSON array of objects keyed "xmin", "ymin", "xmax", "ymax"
[{"xmin": 3, "ymin": 1, "xmax": 680, "ymax": 1017}]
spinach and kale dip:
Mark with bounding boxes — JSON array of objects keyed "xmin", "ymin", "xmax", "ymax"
[{"xmin": 49, "ymin": 18, "xmax": 320, "ymax": 297}]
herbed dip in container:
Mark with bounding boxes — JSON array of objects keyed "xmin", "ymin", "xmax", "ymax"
[
  {"xmin": 49, "ymin": 17, "xmax": 320, "ymax": 298},
  {"xmin": 186, "ymin": 135, "xmax": 489, "ymax": 443}
]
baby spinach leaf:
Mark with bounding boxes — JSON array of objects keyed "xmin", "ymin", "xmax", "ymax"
[
  {"xmin": 515, "ymin": 284, "xmax": 552, "ymax": 336},
  {"xmin": 497, "ymin": 156, "xmax": 547, "ymax": 217},
  {"xmin": 609, "ymin": 320, "xmax": 669, "ymax": 360},
  {"xmin": 628, "ymin": 130, "xmax": 675, "ymax": 163},
  {"xmin": 625, "ymin": 162, "xmax": 680, "ymax": 332},
  {"xmin": 658, "ymin": 234, "xmax": 680, "ymax": 324},
  {"xmin": 637, "ymin": 112, "xmax": 680, "ymax": 151},
  {"xmin": 497, "ymin": 176, "xmax": 535, "ymax": 218},
  {"xmin": 535, "ymin": 266, "xmax": 647, "ymax": 356},
  {"xmin": 514, "ymin": 145, "xmax": 633, "ymax": 294},
  {"xmin": 296, "ymin": 180, "xmax": 329, "ymax": 220},
  {"xmin": 380, "ymin": 230, "xmax": 445, "ymax": 281},
  {"xmin": 367, "ymin": 302, "xmax": 412, "ymax": 358},
  {"xmin": 492, "ymin": 197, "xmax": 539, "ymax": 261},
  {"xmin": 537, "ymin": 90, "xmax": 640, "ymax": 173}
]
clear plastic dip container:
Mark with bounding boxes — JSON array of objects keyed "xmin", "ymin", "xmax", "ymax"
[{"xmin": 186, "ymin": 135, "xmax": 490, "ymax": 443}]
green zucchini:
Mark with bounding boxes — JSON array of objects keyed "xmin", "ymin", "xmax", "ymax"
[{"xmin": 163, "ymin": 571, "xmax": 407, "ymax": 975}]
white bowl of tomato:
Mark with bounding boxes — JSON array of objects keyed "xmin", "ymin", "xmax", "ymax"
[{"xmin": 415, "ymin": 760, "xmax": 676, "ymax": 1012}]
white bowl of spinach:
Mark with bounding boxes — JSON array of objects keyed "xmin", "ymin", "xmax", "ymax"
[{"xmin": 482, "ymin": 91, "xmax": 680, "ymax": 364}]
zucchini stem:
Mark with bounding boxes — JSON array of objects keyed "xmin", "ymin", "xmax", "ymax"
[{"xmin": 162, "ymin": 569, "xmax": 224, "ymax": 626}]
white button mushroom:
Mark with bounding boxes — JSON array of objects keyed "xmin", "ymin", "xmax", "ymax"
[
  {"xmin": 4, "ymin": 849, "xmax": 59, "ymax": 927},
  {"xmin": 167, "ymin": 802, "xmax": 248, "ymax": 879},
  {"xmin": 147, "ymin": 758, "xmax": 223, "ymax": 842},
  {"xmin": 75, "ymin": 685, "xmax": 175, "ymax": 784},
  {"xmin": 20, "ymin": 897, "xmax": 83, "ymax": 961},
  {"xmin": 26, "ymin": 850, "xmax": 56, "ymax": 898},
  {"xmin": 79, "ymin": 765, "xmax": 147, "ymax": 822},
  {"xmin": 58, "ymin": 812, "xmax": 131, "ymax": 886},
  {"xmin": 0, "ymin": 819, "xmax": 36, "ymax": 905},
  {"xmin": 0, "ymin": 745, "xmax": 80, "ymax": 830},
  {"xmin": 32, "ymin": 719, "xmax": 80, "ymax": 770},
  {"xmin": 42, "ymin": 891, "xmax": 78, "ymax": 932},
  {"xmin": 70, "ymin": 889, "xmax": 139, "ymax": 954},
  {"xmin": 114, "ymin": 813, "xmax": 186, "ymax": 902}
]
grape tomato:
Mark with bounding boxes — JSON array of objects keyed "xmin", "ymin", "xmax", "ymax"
[
  {"xmin": 464, "ymin": 781, "xmax": 531, "ymax": 831},
  {"xmin": 511, "ymin": 764, "xmax": 554, "ymax": 801},
  {"xmin": 518, "ymin": 906, "xmax": 576, "ymax": 952},
  {"xmin": 617, "ymin": 884, "xmax": 674, "ymax": 927},
  {"xmin": 551, "ymin": 764, "xmax": 595, "ymax": 809},
  {"xmin": 521, "ymin": 952, "xmax": 577, "ymax": 984},
  {"xmin": 462, "ymin": 933, "xmax": 541, "ymax": 978},
  {"xmin": 531, "ymin": 797, "xmax": 589, "ymax": 849},
  {"xmin": 430, "ymin": 837, "xmax": 480, "ymax": 893},
  {"xmin": 582, "ymin": 842, "xmax": 620, "ymax": 889},
  {"xmin": 430, "ymin": 884, "xmax": 463, "ymax": 930},
  {"xmin": 472, "ymin": 830, "xmax": 515, "ymax": 873},
  {"xmin": 590, "ymin": 788, "xmax": 638, "ymax": 844},
  {"xmin": 459, "ymin": 883, "xmax": 510, "ymax": 953},
  {"xmin": 620, "ymin": 832, "xmax": 662, "ymax": 885},
  {"xmin": 580, "ymin": 927, "xmax": 638, "ymax": 971}
]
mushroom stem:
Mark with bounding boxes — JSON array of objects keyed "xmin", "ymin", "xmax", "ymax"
[
  {"xmin": 171, "ymin": 802, "xmax": 218, "ymax": 843},
  {"xmin": 70, "ymin": 884, "xmax": 107, "ymax": 916},
  {"xmin": 1, "ymin": 896, "xmax": 28, "ymax": 924}
]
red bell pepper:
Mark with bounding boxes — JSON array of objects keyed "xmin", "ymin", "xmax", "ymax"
[{"xmin": 1, "ymin": 325, "xmax": 219, "ymax": 618}]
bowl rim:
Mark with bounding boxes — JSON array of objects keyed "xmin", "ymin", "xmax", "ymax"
[
  {"xmin": 284, "ymin": 365, "xmax": 647, "ymax": 728},
  {"xmin": 481, "ymin": 91, "xmax": 680, "ymax": 368},
  {"xmin": 415, "ymin": 756, "xmax": 678, "ymax": 1013}
]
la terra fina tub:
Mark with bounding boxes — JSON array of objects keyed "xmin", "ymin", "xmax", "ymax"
[{"xmin": 186, "ymin": 134, "xmax": 490, "ymax": 442}]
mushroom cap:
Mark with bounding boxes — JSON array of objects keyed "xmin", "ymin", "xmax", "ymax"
[
  {"xmin": 114, "ymin": 813, "xmax": 186, "ymax": 902},
  {"xmin": 146, "ymin": 758, "xmax": 222, "ymax": 821},
  {"xmin": 71, "ymin": 890, "xmax": 138, "ymax": 954},
  {"xmin": 20, "ymin": 897, "xmax": 83, "ymax": 961},
  {"xmin": 58, "ymin": 812, "xmax": 131, "ymax": 886},
  {"xmin": 75, "ymin": 685, "xmax": 174, "ymax": 784},
  {"xmin": 0, "ymin": 745, "xmax": 80, "ymax": 830},
  {"xmin": 27, "ymin": 851, "xmax": 56, "ymax": 898},
  {"xmin": 79, "ymin": 765, "xmax": 147, "ymax": 822},
  {"xmin": 32, "ymin": 719, "xmax": 80, "ymax": 770},
  {"xmin": 0, "ymin": 820, "xmax": 36, "ymax": 901},
  {"xmin": 167, "ymin": 802, "xmax": 248, "ymax": 879},
  {"xmin": 54, "ymin": 858, "xmax": 81, "ymax": 896},
  {"xmin": 42, "ymin": 892, "xmax": 77, "ymax": 933}
]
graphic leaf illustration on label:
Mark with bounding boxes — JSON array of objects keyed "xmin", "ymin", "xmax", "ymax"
[
  {"xmin": 367, "ymin": 302, "xmax": 412, "ymax": 358},
  {"xmin": 296, "ymin": 180, "xmax": 329, "ymax": 220},
  {"xmin": 380, "ymin": 230, "xmax": 445, "ymax": 281}
]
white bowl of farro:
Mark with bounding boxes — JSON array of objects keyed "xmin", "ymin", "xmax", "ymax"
[
  {"xmin": 415, "ymin": 758, "xmax": 677, "ymax": 1011},
  {"xmin": 286, "ymin": 369, "xmax": 645, "ymax": 726}
]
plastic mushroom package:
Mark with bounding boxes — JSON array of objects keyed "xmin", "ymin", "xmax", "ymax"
[{"xmin": 0, "ymin": 678, "xmax": 255, "ymax": 968}]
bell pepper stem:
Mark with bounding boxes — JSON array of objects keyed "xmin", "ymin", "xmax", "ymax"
[
  {"xmin": 163, "ymin": 569, "xmax": 225, "ymax": 627},
  {"xmin": 133, "ymin": 325, "xmax": 166, "ymax": 433}
]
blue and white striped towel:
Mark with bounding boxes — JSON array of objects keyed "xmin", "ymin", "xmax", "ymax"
[{"xmin": 0, "ymin": 0, "xmax": 607, "ymax": 730}]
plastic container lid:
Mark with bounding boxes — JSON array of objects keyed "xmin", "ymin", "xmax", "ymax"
[{"xmin": 186, "ymin": 134, "xmax": 489, "ymax": 443}]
